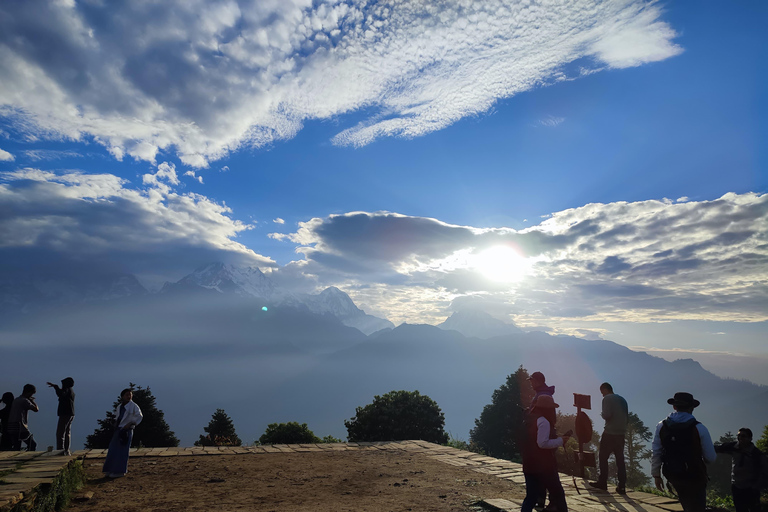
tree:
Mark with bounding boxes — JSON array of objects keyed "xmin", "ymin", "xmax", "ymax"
[
  {"xmin": 345, "ymin": 390, "xmax": 449, "ymax": 444},
  {"xmin": 623, "ymin": 412, "xmax": 653, "ymax": 488},
  {"xmin": 469, "ymin": 366, "xmax": 534, "ymax": 460},
  {"xmin": 195, "ymin": 409, "xmax": 242, "ymax": 447},
  {"xmin": 85, "ymin": 384, "xmax": 179, "ymax": 449},
  {"xmin": 259, "ymin": 422, "xmax": 321, "ymax": 445},
  {"xmin": 756, "ymin": 425, "xmax": 768, "ymax": 453}
]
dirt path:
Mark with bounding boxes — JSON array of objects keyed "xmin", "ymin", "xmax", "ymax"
[{"xmin": 68, "ymin": 450, "xmax": 525, "ymax": 512}]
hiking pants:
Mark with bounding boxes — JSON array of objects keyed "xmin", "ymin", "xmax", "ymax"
[
  {"xmin": 668, "ymin": 477, "xmax": 706, "ymax": 512},
  {"xmin": 732, "ymin": 486, "xmax": 760, "ymax": 512},
  {"xmin": 522, "ymin": 471, "xmax": 568, "ymax": 512},
  {"xmin": 597, "ymin": 433, "xmax": 626, "ymax": 487},
  {"xmin": 56, "ymin": 415, "xmax": 74, "ymax": 451}
]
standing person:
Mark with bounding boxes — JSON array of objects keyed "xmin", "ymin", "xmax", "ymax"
[
  {"xmin": 47, "ymin": 377, "xmax": 75, "ymax": 456},
  {"xmin": 651, "ymin": 392, "xmax": 716, "ymax": 512},
  {"xmin": 103, "ymin": 388, "xmax": 143, "ymax": 478},
  {"xmin": 589, "ymin": 382, "xmax": 629, "ymax": 493},
  {"xmin": 521, "ymin": 395, "xmax": 571, "ymax": 512},
  {"xmin": 527, "ymin": 371, "xmax": 556, "ymax": 509},
  {"xmin": 714, "ymin": 428, "xmax": 768, "ymax": 512},
  {"xmin": 7, "ymin": 384, "xmax": 39, "ymax": 451},
  {"xmin": 0, "ymin": 392, "xmax": 14, "ymax": 450}
]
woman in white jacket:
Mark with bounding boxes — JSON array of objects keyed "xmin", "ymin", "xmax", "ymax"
[{"xmin": 103, "ymin": 388, "xmax": 143, "ymax": 478}]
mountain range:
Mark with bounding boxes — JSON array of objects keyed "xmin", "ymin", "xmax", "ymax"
[{"xmin": 1, "ymin": 263, "xmax": 765, "ymax": 451}]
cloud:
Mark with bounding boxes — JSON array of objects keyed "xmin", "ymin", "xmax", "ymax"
[
  {"xmin": 270, "ymin": 193, "xmax": 768, "ymax": 325},
  {"xmin": 539, "ymin": 116, "xmax": 565, "ymax": 128},
  {"xmin": 273, "ymin": 218, "xmax": 285, "ymax": 224},
  {"xmin": 0, "ymin": 166, "xmax": 275, "ymax": 286},
  {"xmin": 0, "ymin": 1, "xmax": 681, "ymax": 166},
  {"xmin": 22, "ymin": 149, "xmax": 82, "ymax": 161},
  {"xmin": 0, "ymin": 148, "xmax": 14, "ymax": 161},
  {"xmin": 183, "ymin": 170, "xmax": 204, "ymax": 184}
]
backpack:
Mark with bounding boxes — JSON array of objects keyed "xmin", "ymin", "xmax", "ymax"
[{"xmin": 659, "ymin": 418, "xmax": 707, "ymax": 480}]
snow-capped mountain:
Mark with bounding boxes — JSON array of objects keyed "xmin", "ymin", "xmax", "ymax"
[
  {"xmin": 175, "ymin": 262, "xmax": 278, "ymax": 299},
  {"xmin": 437, "ymin": 309, "xmax": 522, "ymax": 339},
  {"xmin": 168, "ymin": 263, "xmax": 394, "ymax": 335}
]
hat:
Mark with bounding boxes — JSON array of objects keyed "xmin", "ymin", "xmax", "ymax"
[
  {"xmin": 61, "ymin": 377, "xmax": 75, "ymax": 387},
  {"xmin": 667, "ymin": 392, "xmax": 700, "ymax": 408},
  {"xmin": 528, "ymin": 371, "xmax": 546, "ymax": 382},
  {"xmin": 533, "ymin": 395, "xmax": 559, "ymax": 409}
]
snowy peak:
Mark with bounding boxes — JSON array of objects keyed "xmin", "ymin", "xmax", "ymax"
[
  {"xmin": 304, "ymin": 286, "xmax": 362, "ymax": 317},
  {"xmin": 178, "ymin": 262, "xmax": 277, "ymax": 299},
  {"xmin": 437, "ymin": 310, "xmax": 522, "ymax": 339}
]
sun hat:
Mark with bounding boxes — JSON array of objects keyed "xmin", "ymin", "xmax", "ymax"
[{"xmin": 667, "ymin": 392, "xmax": 700, "ymax": 408}]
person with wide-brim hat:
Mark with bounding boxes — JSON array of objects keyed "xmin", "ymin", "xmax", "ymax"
[
  {"xmin": 651, "ymin": 392, "xmax": 716, "ymax": 512},
  {"xmin": 521, "ymin": 394, "xmax": 570, "ymax": 512}
]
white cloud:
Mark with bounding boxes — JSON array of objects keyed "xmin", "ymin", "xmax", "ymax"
[
  {"xmin": 184, "ymin": 170, "xmax": 204, "ymax": 184},
  {"xmin": 270, "ymin": 193, "xmax": 768, "ymax": 325},
  {"xmin": 0, "ymin": 1, "xmax": 681, "ymax": 166},
  {"xmin": 0, "ymin": 166, "xmax": 274, "ymax": 283},
  {"xmin": 273, "ymin": 217, "xmax": 285, "ymax": 224},
  {"xmin": 0, "ymin": 148, "xmax": 14, "ymax": 161},
  {"xmin": 539, "ymin": 116, "xmax": 565, "ymax": 128}
]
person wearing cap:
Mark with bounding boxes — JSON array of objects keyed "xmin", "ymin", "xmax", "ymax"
[
  {"xmin": 651, "ymin": 392, "xmax": 717, "ymax": 512},
  {"xmin": 589, "ymin": 382, "xmax": 629, "ymax": 493},
  {"xmin": 522, "ymin": 394, "xmax": 571, "ymax": 512},
  {"xmin": 47, "ymin": 377, "xmax": 75, "ymax": 456}
]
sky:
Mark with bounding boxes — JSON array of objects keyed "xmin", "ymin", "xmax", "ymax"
[{"xmin": 1, "ymin": 1, "xmax": 766, "ymax": 368}]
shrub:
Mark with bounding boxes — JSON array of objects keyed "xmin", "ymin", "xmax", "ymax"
[
  {"xmin": 345, "ymin": 390, "xmax": 448, "ymax": 444},
  {"xmin": 259, "ymin": 422, "xmax": 321, "ymax": 444},
  {"xmin": 195, "ymin": 409, "xmax": 242, "ymax": 447}
]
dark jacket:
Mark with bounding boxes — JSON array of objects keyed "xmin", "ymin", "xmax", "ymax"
[
  {"xmin": 522, "ymin": 411, "xmax": 560, "ymax": 474},
  {"xmin": 715, "ymin": 442, "xmax": 768, "ymax": 489},
  {"xmin": 56, "ymin": 387, "xmax": 75, "ymax": 416}
]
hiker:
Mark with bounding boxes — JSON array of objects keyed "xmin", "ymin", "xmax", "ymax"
[
  {"xmin": 103, "ymin": 388, "xmax": 143, "ymax": 478},
  {"xmin": 0, "ymin": 392, "xmax": 14, "ymax": 450},
  {"xmin": 521, "ymin": 395, "xmax": 570, "ymax": 512},
  {"xmin": 47, "ymin": 377, "xmax": 76, "ymax": 455},
  {"xmin": 7, "ymin": 384, "xmax": 39, "ymax": 451},
  {"xmin": 589, "ymin": 382, "xmax": 629, "ymax": 494},
  {"xmin": 527, "ymin": 371, "xmax": 556, "ymax": 509},
  {"xmin": 651, "ymin": 392, "xmax": 716, "ymax": 512},
  {"xmin": 714, "ymin": 428, "xmax": 768, "ymax": 512}
]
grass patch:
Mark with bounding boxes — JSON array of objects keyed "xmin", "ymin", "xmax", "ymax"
[{"xmin": 6, "ymin": 459, "xmax": 85, "ymax": 512}]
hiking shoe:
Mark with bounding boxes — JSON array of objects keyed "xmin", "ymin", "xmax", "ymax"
[
  {"xmin": 588, "ymin": 481, "xmax": 608, "ymax": 491},
  {"xmin": 615, "ymin": 487, "xmax": 626, "ymax": 494}
]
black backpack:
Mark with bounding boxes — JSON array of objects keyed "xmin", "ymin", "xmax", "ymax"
[{"xmin": 659, "ymin": 418, "xmax": 707, "ymax": 480}]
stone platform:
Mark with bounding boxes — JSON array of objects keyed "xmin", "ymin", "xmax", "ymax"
[{"xmin": 1, "ymin": 442, "xmax": 682, "ymax": 511}]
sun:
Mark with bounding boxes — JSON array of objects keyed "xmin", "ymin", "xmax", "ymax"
[{"xmin": 473, "ymin": 245, "xmax": 531, "ymax": 283}]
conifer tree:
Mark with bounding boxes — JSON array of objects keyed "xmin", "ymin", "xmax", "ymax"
[
  {"xmin": 85, "ymin": 383, "xmax": 179, "ymax": 449},
  {"xmin": 195, "ymin": 409, "xmax": 242, "ymax": 446}
]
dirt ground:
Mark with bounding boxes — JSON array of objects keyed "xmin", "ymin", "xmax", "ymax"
[{"xmin": 67, "ymin": 450, "xmax": 525, "ymax": 512}]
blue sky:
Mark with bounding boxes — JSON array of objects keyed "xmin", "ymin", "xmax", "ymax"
[{"xmin": 1, "ymin": 1, "xmax": 766, "ymax": 369}]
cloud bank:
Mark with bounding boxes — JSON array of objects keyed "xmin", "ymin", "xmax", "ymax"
[
  {"xmin": 0, "ymin": 166, "xmax": 274, "ymax": 286},
  {"xmin": 271, "ymin": 193, "xmax": 768, "ymax": 325},
  {"xmin": 0, "ymin": 0, "xmax": 681, "ymax": 166}
]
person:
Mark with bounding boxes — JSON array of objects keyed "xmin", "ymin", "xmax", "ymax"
[
  {"xmin": 714, "ymin": 428, "xmax": 768, "ymax": 512},
  {"xmin": 102, "ymin": 388, "xmax": 143, "ymax": 478},
  {"xmin": 47, "ymin": 377, "xmax": 76, "ymax": 456},
  {"xmin": 528, "ymin": 371, "xmax": 555, "ymax": 411},
  {"xmin": 521, "ymin": 395, "xmax": 570, "ymax": 512},
  {"xmin": 527, "ymin": 371, "xmax": 556, "ymax": 509},
  {"xmin": 589, "ymin": 382, "xmax": 629, "ymax": 493},
  {"xmin": 7, "ymin": 384, "xmax": 39, "ymax": 451},
  {"xmin": 651, "ymin": 392, "xmax": 716, "ymax": 512},
  {"xmin": 0, "ymin": 392, "xmax": 14, "ymax": 450}
]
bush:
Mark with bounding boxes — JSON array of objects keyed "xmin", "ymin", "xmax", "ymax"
[
  {"xmin": 259, "ymin": 422, "xmax": 321, "ymax": 444},
  {"xmin": 345, "ymin": 390, "xmax": 448, "ymax": 444}
]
